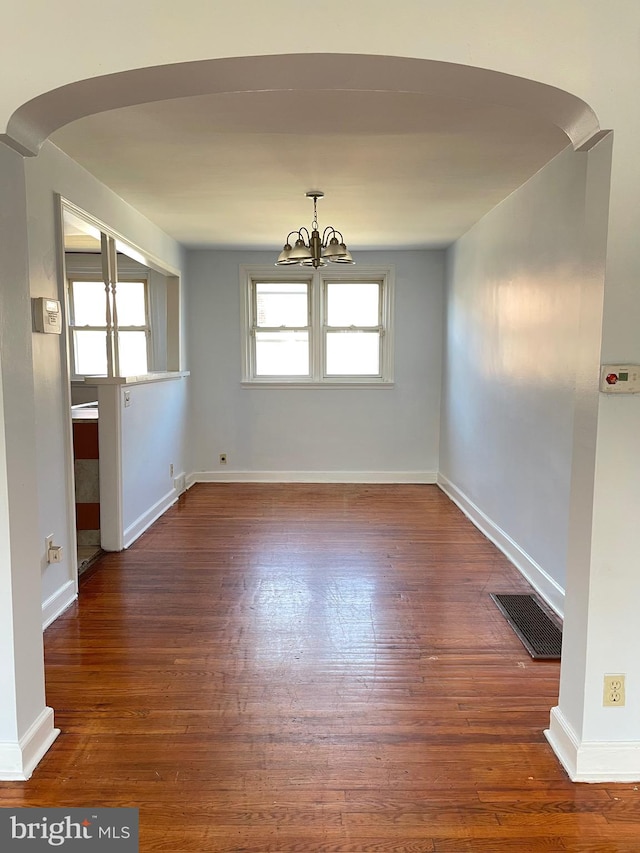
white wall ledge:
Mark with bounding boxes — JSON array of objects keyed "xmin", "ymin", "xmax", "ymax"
[{"xmin": 86, "ymin": 371, "xmax": 189, "ymax": 386}]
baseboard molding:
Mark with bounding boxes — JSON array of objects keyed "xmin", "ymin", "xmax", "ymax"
[
  {"xmin": 545, "ymin": 706, "xmax": 580, "ymax": 780},
  {"xmin": 0, "ymin": 707, "xmax": 60, "ymax": 781},
  {"xmin": 187, "ymin": 470, "xmax": 437, "ymax": 485},
  {"xmin": 42, "ymin": 579, "xmax": 77, "ymax": 631},
  {"xmin": 437, "ymin": 474, "xmax": 565, "ymax": 618},
  {"xmin": 546, "ymin": 706, "xmax": 640, "ymax": 782},
  {"xmin": 123, "ymin": 487, "xmax": 179, "ymax": 549}
]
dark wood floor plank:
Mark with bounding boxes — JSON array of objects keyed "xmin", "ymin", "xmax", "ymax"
[{"xmin": 0, "ymin": 483, "xmax": 635, "ymax": 851}]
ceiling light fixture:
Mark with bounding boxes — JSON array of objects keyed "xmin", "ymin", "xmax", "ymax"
[{"xmin": 276, "ymin": 191, "xmax": 355, "ymax": 268}]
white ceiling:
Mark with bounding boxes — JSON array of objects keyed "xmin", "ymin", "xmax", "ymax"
[{"xmin": 51, "ymin": 88, "xmax": 570, "ymax": 251}]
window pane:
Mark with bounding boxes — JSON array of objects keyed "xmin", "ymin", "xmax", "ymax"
[
  {"xmin": 326, "ymin": 283, "xmax": 379, "ymax": 326},
  {"xmin": 74, "ymin": 330, "xmax": 108, "ymax": 375},
  {"xmin": 118, "ymin": 331, "xmax": 148, "ymax": 376},
  {"xmin": 115, "ymin": 281, "xmax": 146, "ymax": 326},
  {"xmin": 326, "ymin": 331, "xmax": 380, "ymax": 376},
  {"xmin": 72, "ymin": 280, "xmax": 107, "ymax": 326},
  {"xmin": 256, "ymin": 282, "xmax": 308, "ymax": 327},
  {"xmin": 255, "ymin": 331, "xmax": 309, "ymax": 376}
]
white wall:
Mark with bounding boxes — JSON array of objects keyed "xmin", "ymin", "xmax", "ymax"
[
  {"xmin": 0, "ymin": 1, "xmax": 621, "ymax": 146},
  {"xmin": 440, "ymin": 144, "xmax": 607, "ymax": 615},
  {"xmin": 0, "ymin": 142, "xmax": 56, "ymax": 778},
  {"xmin": 121, "ymin": 378, "xmax": 188, "ymax": 545},
  {"xmin": 186, "ymin": 249, "xmax": 444, "ymax": 481},
  {"xmin": 24, "ymin": 141, "xmax": 186, "ymax": 624}
]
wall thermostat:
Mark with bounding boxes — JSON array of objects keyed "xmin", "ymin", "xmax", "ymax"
[
  {"xmin": 32, "ymin": 297, "xmax": 62, "ymax": 334},
  {"xmin": 600, "ymin": 364, "xmax": 640, "ymax": 394}
]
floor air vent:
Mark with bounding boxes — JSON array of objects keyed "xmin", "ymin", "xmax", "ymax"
[{"xmin": 490, "ymin": 593, "xmax": 562, "ymax": 659}]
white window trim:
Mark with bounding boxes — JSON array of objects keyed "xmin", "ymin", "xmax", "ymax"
[{"xmin": 240, "ymin": 264, "xmax": 394, "ymax": 387}]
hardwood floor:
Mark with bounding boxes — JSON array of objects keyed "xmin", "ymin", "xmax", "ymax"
[{"xmin": 2, "ymin": 483, "xmax": 638, "ymax": 851}]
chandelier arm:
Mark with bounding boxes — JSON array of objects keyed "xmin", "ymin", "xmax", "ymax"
[
  {"xmin": 321, "ymin": 226, "xmax": 337, "ymax": 245},
  {"xmin": 285, "ymin": 231, "xmax": 301, "ymax": 244},
  {"xmin": 298, "ymin": 226, "xmax": 311, "ymax": 243}
]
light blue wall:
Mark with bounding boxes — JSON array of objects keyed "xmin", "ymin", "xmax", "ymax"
[
  {"xmin": 186, "ymin": 249, "xmax": 444, "ymax": 479},
  {"xmin": 440, "ymin": 144, "xmax": 599, "ymax": 600}
]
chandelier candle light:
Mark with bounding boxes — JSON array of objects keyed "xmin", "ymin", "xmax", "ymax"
[{"xmin": 276, "ymin": 191, "xmax": 355, "ymax": 268}]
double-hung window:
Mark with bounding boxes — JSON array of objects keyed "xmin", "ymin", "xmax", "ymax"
[
  {"xmin": 324, "ymin": 281, "xmax": 383, "ymax": 377},
  {"xmin": 241, "ymin": 265, "xmax": 394, "ymax": 385},
  {"xmin": 68, "ymin": 278, "xmax": 150, "ymax": 378},
  {"xmin": 253, "ymin": 281, "xmax": 311, "ymax": 377}
]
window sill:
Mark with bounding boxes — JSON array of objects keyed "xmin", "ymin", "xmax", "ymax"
[{"xmin": 241, "ymin": 380, "xmax": 394, "ymax": 390}]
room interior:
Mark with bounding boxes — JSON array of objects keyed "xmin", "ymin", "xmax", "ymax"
[{"xmin": 0, "ymin": 1, "xmax": 639, "ymax": 802}]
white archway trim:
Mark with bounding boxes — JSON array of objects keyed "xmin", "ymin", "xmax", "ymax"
[{"xmin": 2, "ymin": 54, "xmax": 600, "ymax": 157}]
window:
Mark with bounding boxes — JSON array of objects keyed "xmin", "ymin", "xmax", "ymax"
[
  {"xmin": 324, "ymin": 282, "xmax": 382, "ymax": 377},
  {"xmin": 254, "ymin": 281, "xmax": 310, "ymax": 377},
  {"xmin": 68, "ymin": 278, "xmax": 150, "ymax": 377},
  {"xmin": 241, "ymin": 265, "xmax": 394, "ymax": 385}
]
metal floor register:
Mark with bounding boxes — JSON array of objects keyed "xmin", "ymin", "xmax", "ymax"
[{"xmin": 491, "ymin": 593, "xmax": 562, "ymax": 659}]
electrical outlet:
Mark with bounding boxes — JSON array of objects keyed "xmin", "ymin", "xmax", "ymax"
[
  {"xmin": 169, "ymin": 463, "xmax": 174, "ymax": 478},
  {"xmin": 48, "ymin": 545, "xmax": 63, "ymax": 563},
  {"xmin": 45, "ymin": 534, "xmax": 64, "ymax": 564},
  {"xmin": 603, "ymin": 674, "xmax": 626, "ymax": 707},
  {"xmin": 219, "ymin": 453, "xmax": 227, "ymax": 464}
]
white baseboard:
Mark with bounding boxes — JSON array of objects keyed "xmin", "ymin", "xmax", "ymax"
[
  {"xmin": 437, "ymin": 474, "xmax": 565, "ymax": 618},
  {"xmin": 546, "ymin": 706, "xmax": 640, "ymax": 782},
  {"xmin": 0, "ymin": 707, "xmax": 60, "ymax": 781},
  {"xmin": 187, "ymin": 470, "xmax": 437, "ymax": 485},
  {"xmin": 42, "ymin": 579, "xmax": 77, "ymax": 631},
  {"xmin": 123, "ymin": 486, "xmax": 180, "ymax": 549}
]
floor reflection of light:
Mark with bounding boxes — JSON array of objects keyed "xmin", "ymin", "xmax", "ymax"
[
  {"xmin": 250, "ymin": 566, "xmax": 377, "ymax": 669},
  {"xmin": 323, "ymin": 573, "xmax": 377, "ymax": 664},
  {"xmin": 251, "ymin": 571, "xmax": 314, "ymax": 666}
]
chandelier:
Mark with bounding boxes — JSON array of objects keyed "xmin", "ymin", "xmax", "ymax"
[{"xmin": 276, "ymin": 191, "xmax": 355, "ymax": 268}]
